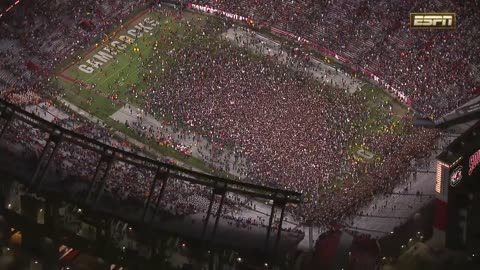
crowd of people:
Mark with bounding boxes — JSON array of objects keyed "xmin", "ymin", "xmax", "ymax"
[
  {"xmin": 0, "ymin": 0, "xmax": 473, "ymax": 234},
  {"xmin": 120, "ymin": 10, "xmax": 439, "ymax": 226},
  {"xmin": 0, "ymin": 0, "xmax": 303, "ymax": 235},
  {"xmin": 192, "ymin": 0, "xmax": 480, "ymax": 117}
]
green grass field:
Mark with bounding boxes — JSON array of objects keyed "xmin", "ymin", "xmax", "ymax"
[{"xmin": 56, "ymin": 8, "xmax": 409, "ymax": 176}]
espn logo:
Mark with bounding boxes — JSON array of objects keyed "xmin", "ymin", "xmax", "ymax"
[{"xmin": 410, "ymin": 13, "xmax": 456, "ymax": 29}]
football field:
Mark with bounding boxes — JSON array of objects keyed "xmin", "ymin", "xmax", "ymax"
[
  {"xmin": 56, "ymin": 9, "xmax": 221, "ymax": 172},
  {"xmin": 58, "ymin": 10, "xmax": 190, "ymax": 115},
  {"xmin": 56, "ymin": 8, "xmax": 409, "ymax": 177}
]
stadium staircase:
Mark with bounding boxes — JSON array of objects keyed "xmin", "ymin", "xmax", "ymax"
[{"xmin": 0, "ymin": 69, "xmax": 16, "ymax": 85}]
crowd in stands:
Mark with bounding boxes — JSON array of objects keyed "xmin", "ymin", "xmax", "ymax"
[
  {"xmin": 191, "ymin": 0, "xmax": 480, "ymax": 117},
  {"xmin": 0, "ymin": 0, "xmax": 474, "ymax": 234}
]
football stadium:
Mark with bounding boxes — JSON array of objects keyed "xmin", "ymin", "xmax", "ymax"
[{"xmin": 0, "ymin": 0, "xmax": 479, "ymax": 270}]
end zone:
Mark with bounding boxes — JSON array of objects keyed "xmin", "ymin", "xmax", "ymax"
[{"xmin": 57, "ymin": 8, "xmax": 153, "ymax": 83}]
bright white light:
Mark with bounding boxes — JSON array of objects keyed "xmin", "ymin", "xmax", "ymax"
[{"xmin": 237, "ymin": 257, "xmax": 242, "ymax": 262}]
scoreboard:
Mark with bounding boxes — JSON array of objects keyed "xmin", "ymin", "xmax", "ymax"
[{"xmin": 436, "ymin": 121, "xmax": 480, "ymax": 251}]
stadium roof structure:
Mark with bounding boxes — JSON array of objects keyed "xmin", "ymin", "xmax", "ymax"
[
  {"xmin": 414, "ymin": 95, "xmax": 480, "ymax": 129},
  {"xmin": 434, "ymin": 99, "xmax": 480, "ymax": 129},
  {"xmin": 0, "ymin": 98, "xmax": 302, "ymax": 257},
  {"xmin": 437, "ymin": 120, "xmax": 480, "ymax": 165},
  {"xmin": 0, "ymin": 98, "xmax": 301, "ymax": 201}
]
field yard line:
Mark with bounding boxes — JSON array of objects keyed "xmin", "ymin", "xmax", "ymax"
[
  {"xmin": 85, "ymin": 60, "xmax": 133, "ymax": 87},
  {"xmin": 58, "ymin": 73, "xmax": 76, "ymax": 83},
  {"xmin": 58, "ymin": 73, "xmax": 91, "ymax": 90}
]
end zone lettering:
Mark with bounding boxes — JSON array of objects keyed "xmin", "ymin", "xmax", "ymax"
[{"xmin": 78, "ymin": 17, "xmax": 160, "ymax": 74}]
